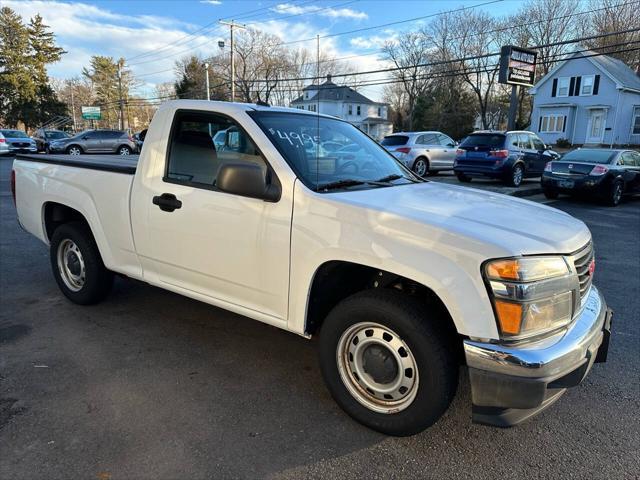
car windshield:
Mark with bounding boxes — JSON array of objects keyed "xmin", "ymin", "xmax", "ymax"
[
  {"xmin": 380, "ymin": 135, "xmax": 409, "ymax": 146},
  {"xmin": 560, "ymin": 149, "xmax": 617, "ymax": 164},
  {"xmin": 1, "ymin": 130, "xmax": 29, "ymax": 138},
  {"xmin": 250, "ymin": 112, "xmax": 417, "ymax": 191},
  {"xmin": 460, "ymin": 134, "xmax": 505, "ymax": 148},
  {"xmin": 46, "ymin": 131, "xmax": 68, "ymax": 139}
]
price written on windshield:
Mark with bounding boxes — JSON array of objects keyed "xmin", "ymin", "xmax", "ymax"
[{"xmin": 268, "ymin": 128, "xmax": 320, "ymax": 147}]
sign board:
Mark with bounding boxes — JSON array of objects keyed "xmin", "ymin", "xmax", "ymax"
[
  {"xmin": 81, "ymin": 106, "xmax": 101, "ymax": 120},
  {"xmin": 499, "ymin": 45, "xmax": 537, "ymax": 87}
]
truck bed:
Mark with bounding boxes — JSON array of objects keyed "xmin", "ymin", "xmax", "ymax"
[{"xmin": 15, "ymin": 153, "xmax": 138, "ymax": 174}]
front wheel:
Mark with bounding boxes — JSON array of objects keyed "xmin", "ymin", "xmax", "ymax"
[
  {"xmin": 66, "ymin": 145, "xmax": 82, "ymax": 156},
  {"xmin": 543, "ymin": 188, "xmax": 559, "ymax": 199},
  {"xmin": 456, "ymin": 172, "xmax": 472, "ymax": 183},
  {"xmin": 318, "ymin": 290, "xmax": 458, "ymax": 436},
  {"xmin": 50, "ymin": 222, "xmax": 113, "ymax": 305},
  {"xmin": 118, "ymin": 145, "xmax": 132, "ymax": 156}
]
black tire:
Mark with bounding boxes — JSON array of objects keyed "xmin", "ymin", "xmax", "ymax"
[
  {"xmin": 412, "ymin": 157, "xmax": 429, "ymax": 177},
  {"xmin": 49, "ymin": 222, "xmax": 113, "ymax": 305},
  {"xmin": 318, "ymin": 289, "xmax": 458, "ymax": 436},
  {"xmin": 66, "ymin": 145, "xmax": 82, "ymax": 155},
  {"xmin": 456, "ymin": 172, "xmax": 472, "ymax": 183},
  {"xmin": 118, "ymin": 145, "xmax": 132, "ymax": 156},
  {"xmin": 543, "ymin": 188, "xmax": 559, "ymax": 200},
  {"xmin": 606, "ymin": 180, "xmax": 623, "ymax": 207},
  {"xmin": 506, "ymin": 163, "xmax": 524, "ymax": 187}
]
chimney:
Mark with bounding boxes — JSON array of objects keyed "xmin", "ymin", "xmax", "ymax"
[{"xmin": 326, "ymin": 74, "xmax": 332, "ymax": 83}]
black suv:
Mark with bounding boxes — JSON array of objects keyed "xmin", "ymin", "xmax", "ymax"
[{"xmin": 454, "ymin": 130, "xmax": 559, "ymax": 186}]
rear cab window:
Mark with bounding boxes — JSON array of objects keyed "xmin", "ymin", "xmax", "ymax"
[{"xmin": 381, "ymin": 135, "xmax": 409, "ymax": 147}]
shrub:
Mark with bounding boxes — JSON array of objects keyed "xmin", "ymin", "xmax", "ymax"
[{"xmin": 555, "ymin": 138, "xmax": 571, "ymax": 148}]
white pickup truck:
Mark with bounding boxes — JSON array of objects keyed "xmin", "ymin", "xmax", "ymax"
[{"xmin": 12, "ymin": 101, "xmax": 611, "ymax": 436}]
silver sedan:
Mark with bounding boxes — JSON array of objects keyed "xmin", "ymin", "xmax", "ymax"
[{"xmin": 381, "ymin": 131, "xmax": 457, "ymax": 176}]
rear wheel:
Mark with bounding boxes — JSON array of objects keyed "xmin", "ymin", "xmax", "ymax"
[
  {"xmin": 507, "ymin": 163, "xmax": 524, "ymax": 187},
  {"xmin": 118, "ymin": 145, "xmax": 132, "ymax": 156},
  {"xmin": 606, "ymin": 180, "xmax": 623, "ymax": 207},
  {"xmin": 543, "ymin": 188, "xmax": 559, "ymax": 199},
  {"xmin": 49, "ymin": 222, "xmax": 113, "ymax": 305},
  {"xmin": 456, "ymin": 172, "xmax": 472, "ymax": 183},
  {"xmin": 66, "ymin": 145, "xmax": 82, "ymax": 156},
  {"xmin": 318, "ymin": 289, "xmax": 458, "ymax": 436},
  {"xmin": 412, "ymin": 157, "xmax": 429, "ymax": 177}
]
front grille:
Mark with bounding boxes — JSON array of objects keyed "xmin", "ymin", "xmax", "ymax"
[{"xmin": 573, "ymin": 242, "xmax": 594, "ymax": 299}]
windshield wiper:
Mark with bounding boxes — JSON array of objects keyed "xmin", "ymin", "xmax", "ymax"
[
  {"xmin": 374, "ymin": 174, "xmax": 421, "ymax": 183},
  {"xmin": 317, "ymin": 179, "xmax": 366, "ymax": 191}
]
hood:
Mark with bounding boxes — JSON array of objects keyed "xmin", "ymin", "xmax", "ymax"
[{"xmin": 327, "ymin": 181, "xmax": 590, "ymax": 256}]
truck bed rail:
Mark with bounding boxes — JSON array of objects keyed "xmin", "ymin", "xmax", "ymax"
[{"xmin": 15, "ymin": 154, "xmax": 138, "ymax": 175}]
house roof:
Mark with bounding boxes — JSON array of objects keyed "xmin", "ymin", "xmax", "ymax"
[
  {"xmin": 530, "ymin": 50, "xmax": 640, "ymax": 94},
  {"xmin": 291, "ymin": 75, "xmax": 383, "ymax": 105}
]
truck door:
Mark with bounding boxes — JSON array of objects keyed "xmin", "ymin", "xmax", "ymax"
[{"xmin": 133, "ymin": 110, "xmax": 292, "ymax": 321}]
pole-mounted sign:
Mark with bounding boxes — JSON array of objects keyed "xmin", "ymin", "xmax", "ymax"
[
  {"xmin": 499, "ymin": 45, "xmax": 537, "ymax": 87},
  {"xmin": 81, "ymin": 106, "xmax": 101, "ymax": 120}
]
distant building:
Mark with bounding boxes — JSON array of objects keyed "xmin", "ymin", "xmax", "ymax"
[
  {"xmin": 290, "ymin": 75, "xmax": 393, "ymax": 140},
  {"xmin": 529, "ymin": 50, "xmax": 640, "ymax": 146}
]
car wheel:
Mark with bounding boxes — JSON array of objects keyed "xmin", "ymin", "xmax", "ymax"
[
  {"xmin": 543, "ymin": 188, "xmax": 559, "ymax": 200},
  {"xmin": 507, "ymin": 164, "xmax": 524, "ymax": 187},
  {"xmin": 412, "ymin": 158, "xmax": 429, "ymax": 177},
  {"xmin": 66, "ymin": 145, "xmax": 82, "ymax": 156},
  {"xmin": 118, "ymin": 145, "xmax": 132, "ymax": 156},
  {"xmin": 456, "ymin": 172, "xmax": 471, "ymax": 183},
  {"xmin": 318, "ymin": 289, "xmax": 458, "ymax": 436},
  {"xmin": 606, "ymin": 180, "xmax": 623, "ymax": 207},
  {"xmin": 49, "ymin": 222, "xmax": 113, "ymax": 305}
]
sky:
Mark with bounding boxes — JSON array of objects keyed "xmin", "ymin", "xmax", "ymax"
[{"xmin": 3, "ymin": 0, "xmax": 527, "ymax": 102}]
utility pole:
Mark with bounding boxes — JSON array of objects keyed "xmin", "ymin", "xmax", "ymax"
[
  {"xmin": 204, "ymin": 62, "xmax": 211, "ymax": 101},
  {"xmin": 219, "ymin": 20, "xmax": 246, "ymax": 102},
  {"xmin": 117, "ymin": 59, "xmax": 125, "ymax": 130},
  {"xmin": 70, "ymin": 85, "xmax": 77, "ymax": 133}
]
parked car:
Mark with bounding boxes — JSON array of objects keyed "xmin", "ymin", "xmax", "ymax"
[
  {"xmin": 454, "ymin": 130, "xmax": 559, "ymax": 187},
  {"xmin": 0, "ymin": 129, "xmax": 37, "ymax": 155},
  {"xmin": 381, "ymin": 131, "xmax": 457, "ymax": 177},
  {"xmin": 132, "ymin": 128, "xmax": 147, "ymax": 153},
  {"xmin": 542, "ymin": 148, "xmax": 640, "ymax": 206},
  {"xmin": 48, "ymin": 129, "xmax": 137, "ymax": 155},
  {"xmin": 32, "ymin": 129, "xmax": 71, "ymax": 153},
  {"xmin": 12, "ymin": 101, "xmax": 611, "ymax": 436}
]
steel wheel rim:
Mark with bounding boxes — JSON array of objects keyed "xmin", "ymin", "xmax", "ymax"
[
  {"xmin": 513, "ymin": 166, "xmax": 523, "ymax": 185},
  {"xmin": 337, "ymin": 322, "xmax": 419, "ymax": 414},
  {"xmin": 56, "ymin": 239, "xmax": 86, "ymax": 292},
  {"xmin": 69, "ymin": 147, "xmax": 80, "ymax": 155},
  {"xmin": 119, "ymin": 147, "xmax": 130, "ymax": 156},
  {"xmin": 414, "ymin": 160, "xmax": 427, "ymax": 177}
]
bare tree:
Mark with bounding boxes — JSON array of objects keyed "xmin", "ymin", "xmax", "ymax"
[
  {"xmin": 582, "ymin": 0, "xmax": 640, "ymax": 72},
  {"xmin": 382, "ymin": 31, "xmax": 432, "ymax": 130}
]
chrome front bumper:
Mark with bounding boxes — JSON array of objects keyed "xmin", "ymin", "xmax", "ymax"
[{"xmin": 463, "ymin": 285, "xmax": 611, "ymax": 427}]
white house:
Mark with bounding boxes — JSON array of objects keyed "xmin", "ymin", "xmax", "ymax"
[
  {"xmin": 290, "ymin": 75, "xmax": 393, "ymax": 140},
  {"xmin": 529, "ymin": 50, "xmax": 640, "ymax": 146}
]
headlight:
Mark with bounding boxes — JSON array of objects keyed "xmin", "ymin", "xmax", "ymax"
[{"xmin": 484, "ymin": 256, "xmax": 577, "ymax": 340}]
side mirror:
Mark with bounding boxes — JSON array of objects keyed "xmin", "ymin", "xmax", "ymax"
[{"xmin": 217, "ymin": 163, "xmax": 281, "ymax": 202}]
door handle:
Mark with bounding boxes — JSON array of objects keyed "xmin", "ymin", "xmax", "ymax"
[{"xmin": 152, "ymin": 193, "xmax": 182, "ymax": 212}]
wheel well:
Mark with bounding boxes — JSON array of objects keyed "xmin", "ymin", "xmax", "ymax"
[
  {"xmin": 43, "ymin": 202, "xmax": 89, "ymax": 241},
  {"xmin": 66, "ymin": 144, "xmax": 82, "ymax": 152},
  {"xmin": 117, "ymin": 144, "xmax": 131, "ymax": 151},
  {"xmin": 305, "ymin": 261, "xmax": 460, "ymax": 350}
]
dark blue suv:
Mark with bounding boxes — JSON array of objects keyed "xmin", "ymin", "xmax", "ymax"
[{"xmin": 454, "ymin": 131, "xmax": 559, "ymax": 187}]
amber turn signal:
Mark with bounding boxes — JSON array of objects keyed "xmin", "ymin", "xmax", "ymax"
[{"xmin": 494, "ymin": 300, "xmax": 523, "ymax": 335}]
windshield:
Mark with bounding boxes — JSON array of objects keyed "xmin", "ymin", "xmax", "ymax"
[
  {"xmin": 560, "ymin": 149, "xmax": 617, "ymax": 164},
  {"xmin": 1, "ymin": 130, "xmax": 29, "ymax": 138},
  {"xmin": 46, "ymin": 131, "xmax": 68, "ymax": 139},
  {"xmin": 460, "ymin": 134, "xmax": 505, "ymax": 148},
  {"xmin": 250, "ymin": 112, "xmax": 416, "ymax": 191},
  {"xmin": 381, "ymin": 135, "xmax": 409, "ymax": 146}
]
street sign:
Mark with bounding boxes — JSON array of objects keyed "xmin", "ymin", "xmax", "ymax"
[
  {"xmin": 499, "ymin": 45, "xmax": 537, "ymax": 87},
  {"xmin": 81, "ymin": 106, "xmax": 101, "ymax": 120}
]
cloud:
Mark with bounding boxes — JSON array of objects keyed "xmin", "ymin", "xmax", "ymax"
[
  {"xmin": 271, "ymin": 3, "xmax": 368, "ymax": 20},
  {"xmin": 350, "ymin": 31, "xmax": 398, "ymax": 50},
  {"xmin": 200, "ymin": 0, "xmax": 222, "ymax": 5}
]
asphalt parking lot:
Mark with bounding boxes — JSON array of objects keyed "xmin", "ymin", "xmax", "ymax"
[{"xmin": 1, "ymin": 156, "xmax": 639, "ymax": 480}]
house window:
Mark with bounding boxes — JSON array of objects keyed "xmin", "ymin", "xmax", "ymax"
[
  {"xmin": 348, "ymin": 104, "xmax": 352, "ymax": 115},
  {"xmin": 308, "ymin": 104, "xmax": 316, "ymax": 112},
  {"xmin": 539, "ymin": 114, "xmax": 565, "ymax": 133},
  {"xmin": 305, "ymin": 92, "xmax": 309, "ymax": 99},
  {"xmin": 633, "ymin": 107, "xmax": 640, "ymax": 135},
  {"xmin": 557, "ymin": 77, "xmax": 570, "ymax": 97},
  {"xmin": 581, "ymin": 75, "xmax": 595, "ymax": 96},
  {"xmin": 377, "ymin": 107, "xmax": 381, "ymax": 117},
  {"xmin": 356, "ymin": 105, "xmax": 361, "ymax": 116}
]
